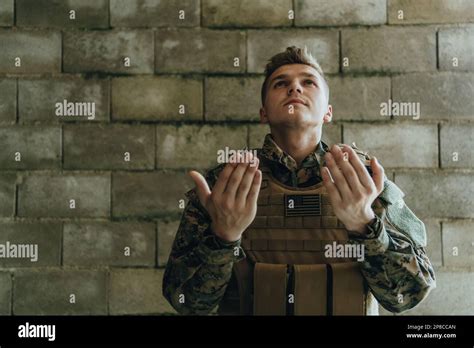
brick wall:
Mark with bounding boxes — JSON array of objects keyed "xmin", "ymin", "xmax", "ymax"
[{"xmin": 0, "ymin": 0, "xmax": 473, "ymax": 315}]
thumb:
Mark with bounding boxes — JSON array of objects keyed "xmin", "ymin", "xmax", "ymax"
[
  {"xmin": 188, "ymin": 170, "xmax": 211, "ymax": 208},
  {"xmin": 371, "ymin": 157, "xmax": 384, "ymax": 194}
]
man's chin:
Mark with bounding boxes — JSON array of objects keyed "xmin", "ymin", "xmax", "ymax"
[
  {"xmin": 268, "ymin": 114, "xmax": 322, "ymax": 129},
  {"xmin": 281, "ymin": 111, "xmax": 319, "ymax": 122}
]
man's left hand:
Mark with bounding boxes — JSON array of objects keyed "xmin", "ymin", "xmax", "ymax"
[{"xmin": 321, "ymin": 144, "xmax": 385, "ymax": 235}]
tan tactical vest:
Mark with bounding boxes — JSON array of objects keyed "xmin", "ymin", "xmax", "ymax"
[{"xmin": 231, "ymin": 156, "xmax": 368, "ymax": 316}]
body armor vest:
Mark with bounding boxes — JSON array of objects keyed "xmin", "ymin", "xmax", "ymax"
[{"xmin": 231, "ymin": 156, "xmax": 368, "ymax": 315}]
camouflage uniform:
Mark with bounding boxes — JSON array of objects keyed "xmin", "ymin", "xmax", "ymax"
[{"xmin": 162, "ymin": 133, "xmax": 436, "ymax": 315}]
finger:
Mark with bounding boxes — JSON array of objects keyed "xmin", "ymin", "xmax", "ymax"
[
  {"xmin": 321, "ymin": 166, "xmax": 342, "ymax": 205},
  {"xmin": 324, "ymin": 151, "xmax": 352, "ymax": 201},
  {"xmin": 225, "ymin": 160, "xmax": 252, "ymax": 199},
  {"xmin": 224, "ymin": 151, "xmax": 255, "ymax": 198},
  {"xmin": 331, "ymin": 145, "xmax": 363, "ymax": 192},
  {"xmin": 235, "ymin": 157, "xmax": 259, "ymax": 206},
  {"xmin": 212, "ymin": 162, "xmax": 237, "ymax": 197},
  {"xmin": 371, "ymin": 157, "xmax": 385, "ymax": 194},
  {"xmin": 188, "ymin": 170, "xmax": 211, "ymax": 208},
  {"xmin": 341, "ymin": 145, "xmax": 373, "ymax": 189},
  {"xmin": 246, "ymin": 169, "xmax": 262, "ymax": 207}
]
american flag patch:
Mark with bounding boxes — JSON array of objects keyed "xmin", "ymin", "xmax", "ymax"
[{"xmin": 284, "ymin": 194, "xmax": 322, "ymax": 216}]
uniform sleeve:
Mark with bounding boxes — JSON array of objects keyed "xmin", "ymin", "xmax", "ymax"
[
  {"xmin": 162, "ymin": 167, "xmax": 246, "ymax": 315},
  {"xmin": 350, "ymin": 178, "xmax": 436, "ymax": 313}
]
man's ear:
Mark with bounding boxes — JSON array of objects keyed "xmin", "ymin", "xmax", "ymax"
[
  {"xmin": 323, "ymin": 104, "xmax": 333, "ymax": 124},
  {"xmin": 260, "ymin": 107, "xmax": 269, "ymax": 124}
]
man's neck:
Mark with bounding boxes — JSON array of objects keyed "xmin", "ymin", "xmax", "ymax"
[{"xmin": 270, "ymin": 128, "xmax": 321, "ymax": 167}]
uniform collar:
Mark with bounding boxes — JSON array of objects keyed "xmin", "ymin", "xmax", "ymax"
[{"xmin": 260, "ymin": 133, "xmax": 329, "ymax": 172}]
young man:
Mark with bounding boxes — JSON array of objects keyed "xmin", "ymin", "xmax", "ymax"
[{"xmin": 163, "ymin": 46, "xmax": 436, "ymax": 315}]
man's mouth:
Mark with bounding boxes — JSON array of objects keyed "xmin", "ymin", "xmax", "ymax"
[{"xmin": 284, "ymin": 99, "xmax": 306, "ymax": 106}]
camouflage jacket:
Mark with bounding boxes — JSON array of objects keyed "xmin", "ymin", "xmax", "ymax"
[{"xmin": 162, "ymin": 133, "xmax": 436, "ymax": 315}]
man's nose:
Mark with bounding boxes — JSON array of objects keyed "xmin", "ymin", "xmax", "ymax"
[{"xmin": 287, "ymin": 81, "xmax": 303, "ymax": 95}]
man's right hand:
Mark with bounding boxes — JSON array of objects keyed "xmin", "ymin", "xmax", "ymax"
[{"xmin": 188, "ymin": 152, "xmax": 262, "ymax": 243}]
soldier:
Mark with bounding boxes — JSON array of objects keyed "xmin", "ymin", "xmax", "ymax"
[{"xmin": 162, "ymin": 46, "xmax": 436, "ymax": 315}]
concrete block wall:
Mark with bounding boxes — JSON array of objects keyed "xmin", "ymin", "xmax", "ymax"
[{"xmin": 0, "ymin": 0, "xmax": 472, "ymax": 315}]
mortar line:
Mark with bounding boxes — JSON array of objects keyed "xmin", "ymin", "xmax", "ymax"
[
  {"xmin": 155, "ymin": 221, "xmax": 159, "ymax": 268},
  {"xmin": 106, "ymin": 268, "xmax": 110, "ymax": 315},
  {"xmin": 154, "ymin": 123, "xmax": 157, "ymax": 169},
  {"xmin": 14, "ymin": 182, "xmax": 18, "ymax": 217},
  {"xmin": 60, "ymin": 221, "xmax": 64, "ymax": 266},
  {"xmin": 108, "ymin": 76, "xmax": 112, "ymax": 122},
  {"xmin": 200, "ymin": 0, "xmax": 203, "ymax": 27},
  {"xmin": 438, "ymin": 123, "xmax": 441, "ymax": 168},
  {"xmin": 109, "ymin": 171, "xmax": 113, "ymax": 220},
  {"xmin": 13, "ymin": 0, "xmax": 16, "ymax": 26},
  {"xmin": 10, "ymin": 272, "xmax": 14, "ymax": 315},
  {"xmin": 440, "ymin": 221, "xmax": 444, "ymax": 267},
  {"xmin": 202, "ymin": 76, "xmax": 206, "ymax": 122},
  {"xmin": 15, "ymin": 78, "xmax": 19, "ymax": 124},
  {"xmin": 60, "ymin": 124, "xmax": 64, "ymax": 171},
  {"xmin": 60, "ymin": 30, "xmax": 64, "ymax": 73},
  {"xmin": 153, "ymin": 30, "xmax": 156, "ymax": 76},
  {"xmin": 436, "ymin": 30, "xmax": 440, "ymax": 70},
  {"xmin": 338, "ymin": 30, "xmax": 342, "ymax": 74},
  {"xmin": 108, "ymin": 0, "xmax": 111, "ymax": 28}
]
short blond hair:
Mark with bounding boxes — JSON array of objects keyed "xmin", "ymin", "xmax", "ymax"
[{"xmin": 261, "ymin": 46, "xmax": 328, "ymax": 105}]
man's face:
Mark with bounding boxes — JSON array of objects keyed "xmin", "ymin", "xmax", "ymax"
[{"xmin": 260, "ymin": 64, "xmax": 332, "ymax": 129}]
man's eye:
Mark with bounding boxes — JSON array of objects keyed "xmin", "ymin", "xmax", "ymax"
[
  {"xmin": 274, "ymin": 81, "xmax": 286, "ymax": 87},
  {"xmin": 305, "ymin": 80, "xmax": 316, "ymax": 85}
]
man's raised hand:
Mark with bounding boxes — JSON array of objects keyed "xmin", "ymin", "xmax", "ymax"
[
  {"xmin": 321, "ymin": 144, "xmax": 385, "ymax": 234},
  {"xmin": 188, "ymin": 152, "xmax": 262, "ymax": 243}
]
